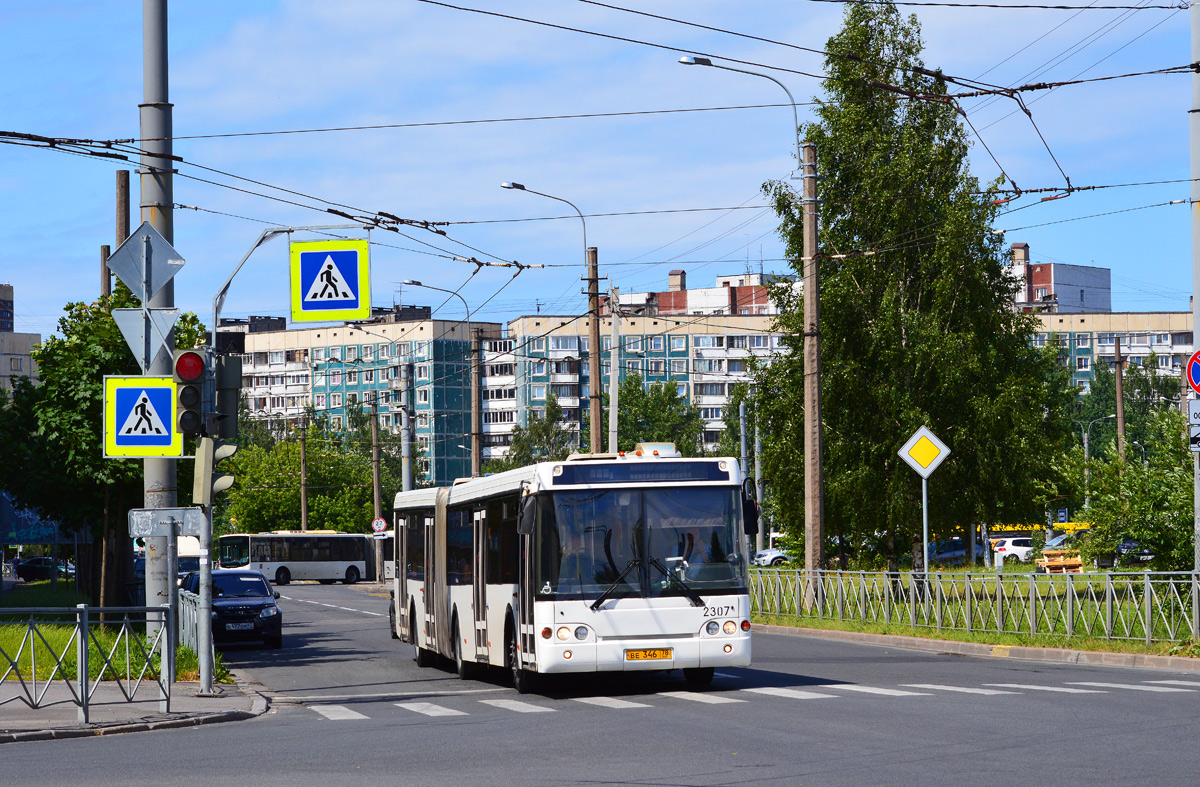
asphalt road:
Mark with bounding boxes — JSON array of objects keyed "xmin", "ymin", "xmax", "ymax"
[{"xmin": 7, "ymin": 582, "xmax": 1200, "ymax": 786}]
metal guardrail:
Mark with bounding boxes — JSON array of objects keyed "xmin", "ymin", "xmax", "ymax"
[
  {"xmin": 0, "ymin": 604, "xmax": 173, "ymax": 723},
  {"xmin": 178, "ymin": 589, "xmax": 200, "ymax": 654},
  {"xmin": 750, "ymin": 569, "xmax": 1200, "ymax": 644}
]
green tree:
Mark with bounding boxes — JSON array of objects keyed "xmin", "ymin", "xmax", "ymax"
[
  {"xmin": 583, "ymin": 374, "xmax": 705, "ymax": 456},
  {"xmin": 760, "ymin": 3, "xmax": 1075, "ymax": 569},
  {"xmin": 486, "ymin": 391, "xmax": 578, "ymax": 472},
  {"xmin": 1075, "ymin": 352, "xmax": 1181, "ymax": 464}
]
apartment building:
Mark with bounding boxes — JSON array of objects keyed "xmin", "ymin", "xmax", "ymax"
[
  {"xmin": 0, "ymin": 284, "xmax": 39, "ymax": 391},
  {"xmin": 1034, "ymin": 311, "xmax": 1192, "ymax": 392},
  {"xmin": 1010, "ymin": 243, "xmax": 1112, "ymax": 313},
  {"xmin": 600, "ymin": 271, "xmax": 792, "ymax": 317}
]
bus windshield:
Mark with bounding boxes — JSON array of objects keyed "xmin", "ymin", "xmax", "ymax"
[
  {"xmin": 535, "ymin": 487, "xmax": 746, "ymax": 601},
  {"xmin": 219, "ymin": 535, "xmax": 250, "ymax": 568}
]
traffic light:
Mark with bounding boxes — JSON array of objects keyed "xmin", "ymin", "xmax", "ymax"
[
  {"xmin": 173, "ymin": 348, "xmax": 209, "ymax": 435},
  {"xmin": 194, "ymin": 436, "xmax": 237, "ymax": 506},
  {"xmin": 213, "ymin": 354, "xmax": 242, "ymax": 440}
]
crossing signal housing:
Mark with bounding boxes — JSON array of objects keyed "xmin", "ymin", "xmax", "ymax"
[
  {"xmin": 194, "ymin": 436, "xmax": 238, "ymax": 506},
  {"xmin": 173, "ymin": 348, "xmax": 209, "ymax": 435}
]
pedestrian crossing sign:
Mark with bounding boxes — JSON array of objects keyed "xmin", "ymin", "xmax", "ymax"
[
  {"xmin": 290, "ymin": 239, "xmax": 370, "ymax": 322},
  {"xmin": 103, "ymin": 376, "xmax": 182, "ymax": 458}
]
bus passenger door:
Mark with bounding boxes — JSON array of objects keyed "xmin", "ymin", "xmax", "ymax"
[
  {"xmin": 472, "ymin": 508, "xmax": 488, "ymax": 662},
  {"xmin": 426, "ymin": 508, "xmax": 440, "ymax": 654},
  {"xmin": 396, "ymin": 515, "xmax": 407, "ymax": 640},
  {"xmin": 518, "ymin": 528, "xmax": 536, "ymax": 669}
]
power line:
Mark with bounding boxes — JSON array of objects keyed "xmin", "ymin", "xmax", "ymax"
[
  {"xmin": 993, "ymin": 199, "xmax": 1186, "ymax": 232},
  {"xmin": 805, "ymin": 0, "xmax": 1184, "ymax": 8}
]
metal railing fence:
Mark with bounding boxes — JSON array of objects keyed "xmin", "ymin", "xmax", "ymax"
[
  {"xmin": 178, "ymin": 589, "xmax": 200, "ymax": 654},
  {"xmin": 0, "ymin": 604, "xmax": 173, "ymax": 723},
  {"xmin": 750, "ymin": 569, "xmax": 1200, "ymax": 644}
]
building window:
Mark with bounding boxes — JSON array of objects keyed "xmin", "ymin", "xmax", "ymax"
[
  {"xmin": 417, "ymin": 414, "xmax": 430, "ymax": 428},
  {"xmin": 1033, "ymin": 334, "xmax": 1046, "ymax": 347},
  {"xmin": 531, "ymin": 384, "xmax": 546, "ymax": 400},
  {"xmin": 1154, "ymin": 333, "xmax": 1170, "ymax": 344},
  {"xmin": 676, "ymin": 383, "xmax": 687, "ymax": 398},
  {"xmin": 647, "ymin": 360, "xmax": 663, "ymax": 374},
  {"xmin": 484, "ymin": 411, "xmax": 515, "ymax": 424},
  {"xmin": 694, "ymin": 359, "xmax": 725, "ymax": 373},
  {"xmin": 9, "ymin": 357, "xmax": 21, "ymax": 371},
  {"xmin": 694, "ymin": 335, "xmax": 724, "ymax": 348},
  {"xmin": 671, "ymin": 359, "xmax": 687, "ymax": 375},
  {"xmin": 333, "ymin": 416, "xmax": 343, "ymax": 429},
  {"xmin": 700, "ymin": 407, "xmax": 723, "ymax": 420},
  {"xmin": 531, "ymin": 361, "xmax": 546, "ymax": 376},
  {"xmin": 269, "ymin": 351, "xmax": 285, "ymax": 365},
  {"xmin": 378, "ymin": 345, "xmax": 389, "ymax": 359},
  {"xmin": 330, "ymin": 347, "xmax": 342, "ymax": 361},
  {"xmin": 362, "ymin": 346, "xmax": 374, "ymax": 361},
  {"xmin": 1075, "ymin": 335, "xmax": 1090, "ymax": 349},
  {"xmin": 551, "ymin": 360, "xmax": 576, "ymax": 375},
  {"xmin": 670, "ymin": 336, "xmax": 686, "ymax": 351},
  {"xmin": 417, "ymin": 365, "xmax": 429, "ymax": 380},
  {"xmin": 626, "ymin": 338, "xmax": 642, "ymax": 353},
  {"xmin": 1097, "ymin": 333, "xmax": 1115, "ymax": 346},
  {"xmin": 418, "ymin": 436, "xmax": 429, "ymax": 450},
  {"xmin": 313, "ymin": 347, "xmax": 326, "ymax": 361},
  {"xmin": 332, "ymin": 393, "xmax": 342, "ymax": 407},
  {"xmin": 626, "ymin": 360, "xmax": 641, "ymax": 373},
  {"xmin": 1076, "ymin": 357, "xmax": 1090, "ymax": 371},
  {"xmin": 348, "ymin": 371, "xmax": 358, "ymax": 384},
  {"xmin": 550, "ymin": 336, "xmax": 578, "ymax": 352},
  {"xmin": 530, "ymin": 338, "xmax": 545, "ymax": 352},
  {"xmin": 348, "ymin": 393, "xmax": 358, "ymax": 404},
  {"xmin": 695, "ymin": 383, "xmax": 725, "ymax": 396},
  {"xmin": 488, "ymin": 364, "xmax": 515, "ymax": 376},
  {"xmin": 649, "ymin": 336, "xmax": 663, "ymax": 351},
  {"xmin": 552, "ymin": 384, "xmax": 577, "ymax": 398},
  {"xmin": 316, "ymin": 394, "xmax": 326, "ymax": 409},
  {"xmin": 729, "ymin": 360, "xmax": 747, "ymax": 374},
  {"xmin": 381, "ymin": 414, "xmax": 391, "ymax": 427},
  {"xmin": 703, "ymin": 429, "xmax": 722, "ymax": 444},
  {"xmin": 364, "ymin": 370, "xmax": 374, "ymax": 383},
  {"xmin": 331, "ymin": 371, "xmax": 342, "ymax": 386},
  {"xmin": 418, "ymin": 388, "xmax": 429, "ymax": 404},
  {"xmin": 1158, "ymin": 355, "xmax": 1172, "ymax": 369},
  {"xmin": 729, "ymin": 336, "xmax": 748, "ymax": 349},
  {"xmin": 1035, "ymin": 287, "xmax": 1048, "ymax": 300}
]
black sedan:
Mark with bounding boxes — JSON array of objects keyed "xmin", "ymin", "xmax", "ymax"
[
  {"xmin": 181, "ymin": 569, "xmax": 283, "ymax": 649},
  {"xmin": 15, "ymin": 557, "xmax": 73, "ymax": 582}
]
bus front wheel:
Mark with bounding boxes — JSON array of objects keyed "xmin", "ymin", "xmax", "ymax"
[
  {"xmin": 344, "ymin": 566, "xmax": 359, "ymax": 585},
  {"xmin": 507, "ymin": 623, "xmax": 537, "ymax": 694},
  {"xmin": 275, "ymin": 567, "xmax": 290, "ymax": 586}
]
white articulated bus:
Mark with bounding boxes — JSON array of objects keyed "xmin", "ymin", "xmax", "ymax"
[
  {"xmin": 391, "ymin": 444, "xmax": 758, "ymax": 692},
  {"xmin": 219, "ymin": 531, "xmax": 369, "ymax": 585}
]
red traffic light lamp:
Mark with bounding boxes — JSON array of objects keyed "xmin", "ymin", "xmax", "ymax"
[{"xmin": 174, "ymin": 349, "xmax": 208, "ymax": 434}]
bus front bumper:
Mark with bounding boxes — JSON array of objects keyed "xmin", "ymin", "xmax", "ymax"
[{"xmin": 537, "ymin": 632, "xmax": 750, "ymax": 674}]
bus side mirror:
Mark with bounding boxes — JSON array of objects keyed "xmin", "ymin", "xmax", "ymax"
[
  {"xmin": 743, "ymin": 496, "xmax": 759, "ymax": 537},
  {"xmin": 518, "ymin": 497, "xmax": 536, "ymax": 535}
]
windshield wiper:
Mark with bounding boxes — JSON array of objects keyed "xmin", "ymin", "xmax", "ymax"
[
  {"xmin": 649, "ymin": 558, "xmax": 704, "ymax": 607},
  {"xmin": 590, "ymin": 559, "xmax": 641, "ymax": 611}
]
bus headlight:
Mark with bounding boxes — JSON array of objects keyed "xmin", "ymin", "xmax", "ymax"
[
  {"xmin": 574, "ymin": 626, "xmax": 588, "ymax": 640},
  {"xmin": 556, "ymin": 626, "xmax": 572, "ymax": 641},
  {"xmin": 722, "ymin": 620, "xmax": 736, "ymax": 635},
  {"xmin": 705, "ymin": 621, "xmax": 720, "ymax": 635}
]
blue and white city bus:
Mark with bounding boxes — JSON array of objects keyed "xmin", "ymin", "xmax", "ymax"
[{"xmin": 391, "ymin": 443, "xmax": 758, "ymax": 692}]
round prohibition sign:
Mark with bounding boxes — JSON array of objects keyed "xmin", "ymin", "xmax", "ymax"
[
  {"xmin": 1188, "ymin": 350, "xmax": 1200, "ymax": 396},
  {"xmin": 371, "ymin": 517, "xmax": 388, "ymax": 533}
]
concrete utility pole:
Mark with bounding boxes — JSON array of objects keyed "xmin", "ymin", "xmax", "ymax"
[
  {"xmin": 299, "ymin": 420, "xmax": 309, "ymax": 532},
  {"xmin": 1191, "ymin": 0, "xmax": 1200, "ymax": 572},
  {"xmin": 587, "ymin": 247, "xmax": 603, "ymax": 453},
  {"xmin": 755, "ymin": 413, "xmax": 765, "ymax": 554},
  {"xmin": 608, "ymin": 287, "xmax": 621, "ymax": 453},
  {"xmin": 371, "ymin": 394, "xmax": 383, "ymax": 579},
  {"xmin": 401, "ymin": 361, "xmax": 413, "ymax": 492},
  {"xmin": 141, "ymin": 0, "xmax": 175, "ymax": 640},
  {"xmin": 801, "ymin": 142, "xmax": 824, "ymax": 581},
  {"xmin": 1115, "ymin": 337, "xmax": 1127, "ymax": 464},
  {"xmin": 471, "ymin": 327, "xmax": 482, "ymax": 477}
]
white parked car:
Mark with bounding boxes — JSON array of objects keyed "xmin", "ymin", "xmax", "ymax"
[
  {"xmin": 993, "ymin": 537, "xmax": 1034, "ymax": 563},
  {"xmin": 753, "ymin": 548, "xmax": 792, "ymax": 567}
]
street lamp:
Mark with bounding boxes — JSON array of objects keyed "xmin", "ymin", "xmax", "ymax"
[
  {"xmin": 1072, "ymin": 413, "xmax": 1116, "ymax": 507},
  {"xmin": 678, "ymin": 55, "xmax": 802, "ymax": 177},
  {"xmin": 404, "ymin": 279, "xmax": 479, "ymax": 477},
  {"xmin": 1131, "ymin": 440, "xmax": 1148, "ymax": 467},
  {"xmin": 502, "ymin": 182, "xmax": 602, "ymax": 454}
]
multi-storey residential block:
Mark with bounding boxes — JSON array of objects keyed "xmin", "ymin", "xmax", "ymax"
[
  {"xmin": 1010, "ymin": 243, "xmax": 1112, "ymax": 313},
  {"xmin": 238, "ymin": 310, "xmax": 500, "ymax": 485},
  {"xmin": 600, "ymin": 271, "xmax": 791, "ymax": 317},
  {"xmin": 1034, "ymin": 312, "xmax": 1192, "ymax": 393},
  {"xmin": 0, "ymin": 284, "xmax": 39, "ymax": 390}
]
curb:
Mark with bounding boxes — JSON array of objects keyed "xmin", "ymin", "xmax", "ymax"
[
  {"xmin": 0, "ymin": 677, "xmax": 270, "ymax": 745},
  {"xmin": 756, "ymin": 623, "xmax": 1200, "ymax": 673}
]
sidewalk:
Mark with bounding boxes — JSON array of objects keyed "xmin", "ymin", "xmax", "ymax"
[{"xmin": 0, "ymin": 677, "xmax": 267, "ymax": 744}]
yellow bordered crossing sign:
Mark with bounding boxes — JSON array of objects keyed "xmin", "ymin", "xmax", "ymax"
[
  {"xmin": 290, "ymin": 239, "xmax": 370, "ymax": 322},
  {"xmin": 103, "ymin": 376, "xmax": 183, "ymax": 458}
]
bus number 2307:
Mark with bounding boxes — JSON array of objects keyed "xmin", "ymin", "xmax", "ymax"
[{"xmin": 704, "ymin": 605, "xmax": 735, "ymax": 617}]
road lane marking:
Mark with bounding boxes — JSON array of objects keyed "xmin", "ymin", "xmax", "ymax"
[
  {"xmin": 572, "ymin": 696, "xmax": 652, "ymax": 709},
  {"xmin": 819, "ymin": 685, "xmax": 930, "ymax": 696},
  {"xmin": 311, "ymin": 705, "xmax": 369, "ymax": 720},
  {"xmin": 282, "ymin": 687, "xmax": 505, "ymax": 701},
  {"xmin": 279, "ymin": 597, "xmax": 385, "ymax": 616},
  {"xmin": 902, "ymin": 684, "xmax": 1018, "ymax": 695},
  {"xmin": 742, "ymin": 687, "xmax": 837, "ymax": 700},
  {"xmin": 1067, "ymin": 682, "xmax": 1196, "ymax": 693},
  {"xmin": 396, "ymin": 702, "xmax": 468, "ymax": 717},
  {"xmin": 983, "ymin": 684, "xmax": 1105, "ymax": 693},
  {"xmin": 714, "ymin": 672, "xmax": 740, "ymax": 679},
  {"xmin": 1146, "ymin": 680, "xmax": 1200, "ymax": 687},
  {"xmin": 657, "ymin": 691, "xmax": 745, "ymax": 704},
  {"xmin": 480, "ymin": 699, "xmax": 555, "ymax": 713}
]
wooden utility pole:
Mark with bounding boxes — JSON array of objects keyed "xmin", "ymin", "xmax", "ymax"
[
  {"xmin": 587, "ymin": 247, "xmax": 603, "ymax": 453},
  {"xmin": 1115, "ymin": 336, "xmax": 1127, "ymax": 464},
  {"xmin": 802, "ymin": 141, "xmax": 824, "ymax": 587},
  {"xmin": 299, "ymin": 420, "xmax": 309, "ymax": 532}
]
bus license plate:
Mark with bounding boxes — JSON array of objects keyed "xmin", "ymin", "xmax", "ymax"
[
  {"xmin": 226, "ymin": 622, "xmax": 254, "ymax": 631},
  {"xmin": 625, "ymin": 648, "xmax": 672, "ymax": 661}
]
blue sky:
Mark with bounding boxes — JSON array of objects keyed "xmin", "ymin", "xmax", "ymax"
[{"xmin": 2, "ymin": 0, "xmax": 1193, "ymax": 339}]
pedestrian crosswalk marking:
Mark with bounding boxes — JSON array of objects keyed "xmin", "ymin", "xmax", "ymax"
[
  {"xmin": 658, "ymin": 691, "xmax": 745, "ymax": 704},
  {"xmin": 480, "ymin": 699, "xmax": 555, "ymax": 713},
  {"xmin": 820, "ymin": 684, "xmax": 930, "ymax": 697},
  {"xmin": 118, "ymin": 390, "xmax": 169, "ymax": 436},
  {"xmin": 311, "ymin": 704, "xmax": 368, "ymax": 720},
  {"xmin": 303, "ymin": 255, "xmax": 354, "ymax": 301},
  {"xmin": 1067, "ymin": 682, "xmax": 1195, "ymax": 693},
  {"xmin": 742, "ymin": 687, "xmax": 837, "ymax": 700},
  {"xmin": 902, "ymin": 684, "xmax": 1018, "ymax": 695},
  {"xmin": 395, "ymin": 702, "xmax": 468, "ymax": 717},
  {"xmin": 984, "ymin": 684, "xmax": 1105, "ymax": 693},
  {"xmin": 572, "ymin": 696, "xmax": 652, "ymax": 709}
]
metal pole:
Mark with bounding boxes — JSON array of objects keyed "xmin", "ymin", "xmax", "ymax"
[
  {"xmin": 371, "ymin": 395, "xmax": 383, "ymax": 579},
  {"xmin": 1193, "ymin": 0, "xmax": 1200, "ymax": 572},
  {"xmin": 401, "ymin": 363, "xmax": 413, "ymax": 492},
  {"xmin": 141, "ymin": 0, "xmax": 174, "ymax": 645},
  {"xmin": 755, "ymin": 411, "xmax": 765, "ymax": 554},
  {"xmin": 608, "ymin": 288, "xmax": 621, "ymax": 453},
  {"xmin": 587, "ymin": 247, "xmax": 603, "ymax": 453},
  {"xmin": 802, "ymin": 142, "xmax": 824, "ymax": 579},
  {"xmin": 1115, "ymin": 337, "xmax": 1127, "ymax": 464},
  {"xmin": 471, "ymin": 328, "xmax": 481, "ymax": 477},
  {"xmin": 300, "ymin": 420, "xmax": 309, "ymax": 531},
  {"xmin": 922, "ymin": 476, "xmax": 930, "ymax": 584},
  {"xmin": 1083, "ymin": 427, "xmax": 1091, "ymax": 508}
]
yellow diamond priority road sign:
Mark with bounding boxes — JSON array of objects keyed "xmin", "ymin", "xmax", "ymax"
[{"xmin": 898, "ymin": 426, "xmax": 949, "ymax": 479}]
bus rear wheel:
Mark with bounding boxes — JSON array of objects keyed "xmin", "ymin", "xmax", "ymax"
[
  {"xmin": 507, "ymin": 624, "xmax": 537, "ymax": 695},
  {"xmin": 684, "ymin": 667, "xmax": 714, "ymax": 687},
  {"xmin": 343, "ymin": 566, "xmax": 359, "ymax": 585},
  {"xmin": 275, "ymin": 567, "xmax": 290, "ymax": 586}
]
